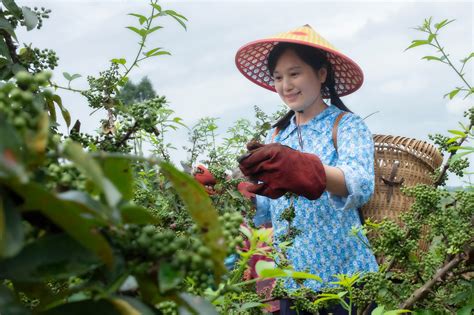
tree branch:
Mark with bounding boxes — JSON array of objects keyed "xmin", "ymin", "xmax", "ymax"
[
  {"xmin": 0, "ymin": 30, "xmax": 19, "ymax": 64},
  {"xmin": 116, "ymin": 121, "xmax": 139, "ymax": 148},
  {"xmin": 399, "ymin": 252, "xmax": 466, "ymax": 309}
]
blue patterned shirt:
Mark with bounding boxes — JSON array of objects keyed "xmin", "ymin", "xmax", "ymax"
[{"xmin": 254, "ymin": 105, "xmax": 378, "ymax": 291}]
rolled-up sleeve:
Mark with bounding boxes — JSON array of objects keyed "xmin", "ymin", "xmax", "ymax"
[{"xmin": 328, "ymin": 114, "xmax": 375, "ymax": 211}]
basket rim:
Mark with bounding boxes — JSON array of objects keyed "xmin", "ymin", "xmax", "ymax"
[{"xmin": 373, "ymin": 134, "xmax": 443, "ymax": 172}]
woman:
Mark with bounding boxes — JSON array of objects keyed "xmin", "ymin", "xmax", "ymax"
[{"xmin": 236, "ymin": 25, "xmax": 378, "ymax": 314}]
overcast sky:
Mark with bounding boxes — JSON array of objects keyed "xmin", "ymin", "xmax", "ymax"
[{"xmin": 18, "ymin": 0, "xmax": 473, "ymax": 186}]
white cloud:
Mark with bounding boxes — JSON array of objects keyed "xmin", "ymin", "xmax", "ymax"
[{"xmin": 15, "ymin": 0, "xmax": 473, "ymax": 186}]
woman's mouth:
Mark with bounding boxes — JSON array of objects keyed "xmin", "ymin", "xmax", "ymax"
[{"xmin": 285, "ymin": 92, "xmax": 301, "ymax": 102}]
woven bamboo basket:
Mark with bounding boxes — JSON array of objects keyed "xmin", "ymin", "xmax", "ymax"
[{"xmin": 361, "ymin": 134, "xmax": 444, "ymax": 252}]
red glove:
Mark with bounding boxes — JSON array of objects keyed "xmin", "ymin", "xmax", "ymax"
[
  {"xmin": 238, "ymin": 143, "xmax": 326, "ymax": 200},
  {"xmin": 237, "ymin": 181, "xmax": 256, "ymax": 199},
  {"xmin": 193, "ymin": 165, "xmax": 216, "ymax": 186}
]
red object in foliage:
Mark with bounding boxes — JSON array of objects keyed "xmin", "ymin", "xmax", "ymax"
[
  {"xmin": 237, "ymin": 181, "xmax": 256, "ymax": 199},
  {"xmin": 193, "ymin": 165, "xmax": 217, "ymax": 186}
]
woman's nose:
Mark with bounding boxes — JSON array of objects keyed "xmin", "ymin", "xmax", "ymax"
[{"xmin": 282, "ymin": 76, "xmax": 293, "ymax": 91}]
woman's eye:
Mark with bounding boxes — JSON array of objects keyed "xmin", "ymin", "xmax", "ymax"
[
  {"xmin": 291, "ymin": 73, "xmax": 299, "ymax": 77},
  {"xmin": 274, "ymin": 76, "xmax": 282, "ymax": 81}
]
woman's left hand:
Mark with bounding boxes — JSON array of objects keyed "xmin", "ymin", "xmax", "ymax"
[{"xmin": 238, "ymin": 143, "xmax": 326, "ymax": 199}]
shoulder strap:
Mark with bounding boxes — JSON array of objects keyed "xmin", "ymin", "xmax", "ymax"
[{"xmin": 332, "ymin": 112, "xmax": 348, "ymax": 153}]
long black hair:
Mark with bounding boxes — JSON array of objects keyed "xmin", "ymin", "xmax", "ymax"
[{"xmin": 267, "ymin": 42, "xmax": 352, "ymax": 114}]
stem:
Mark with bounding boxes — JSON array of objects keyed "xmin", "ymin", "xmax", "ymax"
[
  {"xmin": 434, "ymin": 121, "xmax": 473, "ymax": 187},
  {"xmin": 348, "ymin": 288, "xmax": 353, "ymax": 315},
  {"xmin": 51, "ymin": 83, "xmax": 85, "ymax": 93},
  {"xmin": 120, "ymin": 1, "xmax": 157, "ymax": 80},
  {"xmin": 430, "ymin": 30, "xmax": 472, "ymax": 90}
]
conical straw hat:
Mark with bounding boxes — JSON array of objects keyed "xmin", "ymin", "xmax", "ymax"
[{"xmin": 235, "ymin": 25, "xmax": 364, "ymax": 98}]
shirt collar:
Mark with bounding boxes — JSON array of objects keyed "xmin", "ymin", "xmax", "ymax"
[{"xmin": 278, "ymin": 105, "xmax": 339, "ymax": 140}]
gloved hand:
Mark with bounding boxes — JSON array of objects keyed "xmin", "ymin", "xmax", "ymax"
[
  {"xmin": 237, "ymin": 181, "xmax": 256, "ymax": 199},
  {"xmin": 193, "ymin": 165, "xmax": 216, "ymax": 186},
  {"xmin": 238, "ymin": 142, "xmax": 326, "ymax": 200},
  {"xmin": 193, "ymin": 165, "xmax": 217, "ymax": 195}
]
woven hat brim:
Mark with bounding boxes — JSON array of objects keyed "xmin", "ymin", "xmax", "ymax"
[{"xmin": 235, "ymin": 38, "xmax": 364, "ymax": 98}]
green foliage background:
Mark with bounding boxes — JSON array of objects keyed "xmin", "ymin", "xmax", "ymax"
[{"xmin": 0, "ymin": 1, "xmax": 472, "ymax": 315}]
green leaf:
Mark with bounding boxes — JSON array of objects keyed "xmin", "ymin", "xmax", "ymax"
[
  {"xmin": 0, "ymin": 113, "xmax": 24, "ymax": 168},
  {"xmin": 111, "ymin": 58, "xmax": 126, "ymax": 65},
  {"xmin": 128, "ymin": 13, "xmax": 147, "ymax": 25},
  {"xmin": 445, "ymin": 88, "xmax": 461, "ymax": 100},
  {"xmin": 159, "ymin": 162, "xmax": 226, "ymax": 281},
  {"xmin": 384, "ymin": 310, "xmax": 412, "ymax": 315},
  {"xmin": 144, "ymin": 47, "xmax": 163, "ymax": 57},
  {"xmin": 255, "ymin": 260, "xmax": 275, "ymax": 276},
  {"xmin": 26, "ymin": 111, "xmax": 49, "ymax": 155},
  {"xmin": 147, "ymin": 25, "xmax": 163, "ymax": 35},
  {"xmin": 151, "ymin": 3, "xmax": 162, "ymax": 12},
  {"xmin": 46, "ymin": 99, "xmax": 57, "ymax": 123},
  {"xmin": 259, "ymin": 267, "xmax": 322, "ymax": 282},
  {"xmin": 63, "ymin": 72, "xmax": 80, "ymax": 82},
  {"xmin": 434, "ymin": 19, "xmax": 455, "ymax": 30},
  {"xmin": 450, "ymin": 151, "xmax": 472, "ymax": 163},
  {"xmin": 1, "ymin": 179, "xmax": 115, "ymax": 266},
  {"xmin": 119, "ymin": 202, "xmax": 159, "ymax": 225},
  {"xmin": 57, "ymin": 190, "xmax": 109, "ymax": 220},
  {"xmin": 238, "ymin": 302, "xmax": 266, "ymax": 312},
  {"xmin": 2, "ymin": 0, "xmax": 22, "ymax": 19},
  {"xmin": 158, "ymin": 262, "xmax": 183, "ymax": 293},
  {"xmin": 456, "ymin": 304, "xmax": 473, "ymax": 315},
  {"xmin": 372, "ymin": 306, "xmax": 385, "ymax": 315},
  {"xmin": 404, "ymin": 40, "xmax": 430, "ymax": 51},
  {"xmin": 96, "ymin": 156, "xmax": 133, "ymax": 200},
  {"xmin": 446, "ymin": 136, "xmax": 461, "ymax": 144},
  {"xmin": 164, "ymin": 10, "xmax": 188, "ymax": 21},
  {"xmin": 314, "ymin": 293, "xmax": 342, "ymax": 305},
  {"xmin": 0, "ymin": 196, "xmax": 24, "ymax": 258},
  {"xmin": 148, "ymin": 51, "xmax": 171, "ymax": 57},
  {"xmin": 0, "ymin": 17, "xmax": 17, "ymax": 41},
  {"xmin": 166, "ymin": 13, "xmax": 187, "ymax": 30},
  {"xmin": 63, "ymin": 141, "xmax": 122, "ymax": 212},
  {"xmin": 63, "ymin": 72, "xmax": 72, "ymax": 81},
  {"xmin": 448, "ymin": 129, "xmax": 466, "ymax": 137},
  {"xmin": 421, "ymin": 56, "xmax": 443, "ymax": 62},
  {"xmin": 21, "ymin": 6, "xmax": 38, "ymax": 31},
  {"xmin": 176, "ymin": 293, "xmax": 219, "ymax": 315},
  {"xmin": 0, "ymin": 233, "xmax": 101, "ymax": 282},
  {"xmin": 126, "ymin": 26, "xmax": 146, "ymax": 38},
  {"xmin": 461, "ymin": 52, "xmax": 474, "ymax": 63},
  {"xmin": 51, "ymin": 94, "xmax": 71, "ymax": 127}
]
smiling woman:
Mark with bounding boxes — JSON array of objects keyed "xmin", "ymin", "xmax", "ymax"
[{"xmin": 236, "ymin": 24, "xmax": 378, "ymax": 314}]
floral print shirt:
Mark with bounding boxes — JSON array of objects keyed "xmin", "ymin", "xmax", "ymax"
[{"xmin": 254, "ymin": 105, "xmax": 378, "ymax": 291}]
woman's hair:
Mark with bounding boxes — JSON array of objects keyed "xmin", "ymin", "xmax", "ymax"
[{"xmin": 267, "ymin": 42, "xmax": 352, "ymax": 113}]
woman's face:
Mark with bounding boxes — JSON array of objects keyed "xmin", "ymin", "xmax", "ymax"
[{"xmin": 272, "ymin": 49, "xmax": 327, "ymax": 113}]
